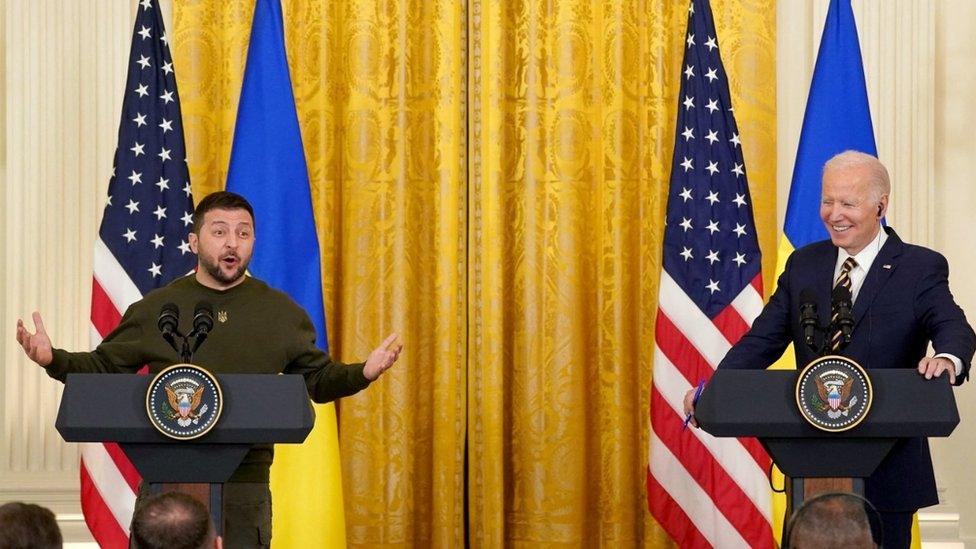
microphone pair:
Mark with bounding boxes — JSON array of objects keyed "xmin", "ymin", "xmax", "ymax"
[
  {"xmin": 799, "ymin": 286, "xmax": 854, "ymax": 354},
  {"xmin": 157, "ymin": 302, "xmax": 214, "ymax": 361}
]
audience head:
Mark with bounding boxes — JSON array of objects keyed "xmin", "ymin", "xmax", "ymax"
[
  {"xmin": 131, "ymin": 492, "xmax": 220, "ymax": 549},
  {"xmin": 0, "ymin": 501, "xmax": 63, "ymax": 549},
  {"xmin": 785, "ymin": 492, "xmax": 877, "ymax": 549}
]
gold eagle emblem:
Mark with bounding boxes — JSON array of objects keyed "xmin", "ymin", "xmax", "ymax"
[{"xmin": 165, "ymin": 385, "xmax": 205, "ymax": 422}]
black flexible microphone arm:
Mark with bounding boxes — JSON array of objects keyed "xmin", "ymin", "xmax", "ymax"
[
  {"xmin": 189, "ymin": 301, "xmax": 214, "ymax": 355},
  {"xmin": 157, "ymin": 303, "xmax": 214, "ymax": 363}
]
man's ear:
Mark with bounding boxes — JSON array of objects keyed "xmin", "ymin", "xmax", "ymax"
[{"xmin": 188, "ymin": 232, "xmax": 199, "ymax": 254}]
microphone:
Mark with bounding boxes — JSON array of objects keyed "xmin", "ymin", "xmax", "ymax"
[
  {"xmin": 192, "ymin": 301, "xmax": 214, "ymax": 336},
  {"xmin": 158, "ymin": 303, "xmax": 180, "ymax": 350},
  {"xmin": 799, "ymin": 288, "xmax": 819, "ymax": 351},
  {"xmin": 190, "ymin": 301, "xmax": 214, "ymax": 353},
  {"xmin": 831, "ymin": 285, "xmax": 855, "ymax": 348}
]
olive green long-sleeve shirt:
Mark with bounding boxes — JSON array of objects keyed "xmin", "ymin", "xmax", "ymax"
[{"xmin": 46, "ymin": 274, "xmax": 370, "ymax": 481}]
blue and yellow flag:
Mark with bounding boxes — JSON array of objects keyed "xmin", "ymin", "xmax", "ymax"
[
  {"xmin": 226, "ymin": 0, "xmax": 345, "ymax": 546},
  {"xmin": 780, "ymin": 0, "xmax": 876, "ymax": 260},
  {"xmin": 772, "ymin": 0, "xmax": 880, "ymax": 542}
]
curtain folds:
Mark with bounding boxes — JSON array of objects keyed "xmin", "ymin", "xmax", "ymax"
[{"xmin": 173, "ymin": 0, "xmax": 775, "ymax": 546}]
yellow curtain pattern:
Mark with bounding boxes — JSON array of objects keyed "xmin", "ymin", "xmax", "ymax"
[
  {"xmin": 468, "ymin": 0, "xmax": 775, "ymax": 546},
  {"xmin": 173, "ymin": 0, "xmax": 775, "ymax": 546}
]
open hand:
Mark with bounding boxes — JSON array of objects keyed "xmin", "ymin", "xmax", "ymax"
[
  {"xmin": 15, "ymin": 312, "xmax": 53, "ymax": 367},
  {"xmin": 363, "ymin": 333, "xmax": 403, "ymax": 381}
]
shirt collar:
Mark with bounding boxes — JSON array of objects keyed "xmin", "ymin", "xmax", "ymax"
[{"xmin": 837, "ymin": 225, "xmax": 887, "ymax": 273}]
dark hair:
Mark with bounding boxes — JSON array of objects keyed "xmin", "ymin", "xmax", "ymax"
[
  {"xmin": 191, "ymin": 191, "xmax": 255, "ymax": 235},
  {"xmin": 0, "ymin": 502, "xmax": 63, "ymax": 549},
  {"xmin": 785, "ymin": 492, "xmax": 877, "ymax": 549},
  {"xmin": 131, "ymin": 492, "xmax": 213, "ymax": 549}
]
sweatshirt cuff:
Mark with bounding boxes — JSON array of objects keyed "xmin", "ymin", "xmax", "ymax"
[
  {"xmin": 350, "ymin": 362, "xmax": 372, "ymax": 390},
  {"xmin": 44, "ymin": 348, "xmax": 71, "ymax": 382}
]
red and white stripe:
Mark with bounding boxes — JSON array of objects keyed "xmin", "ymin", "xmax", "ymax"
[
  {"xmin": 648, "ymin": 272, "xmax": 774, "ymax": 548},
  {"xmin": 81, "ymin": 238, "xmax": 145, "ymax": 547}
]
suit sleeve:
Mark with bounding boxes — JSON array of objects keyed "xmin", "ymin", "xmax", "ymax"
[
  {"xmin": 718, "ymin": 254, "xmax": 795, "ymax": 370},
  {"xmin": 914, "ymin": 253, "xmax": 976, "ymax": 385},
  {"xmin": 284, "ymin": 312, "xmax": 372, "ymax": 403}
]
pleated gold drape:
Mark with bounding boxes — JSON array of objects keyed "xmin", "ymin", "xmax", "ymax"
[{"xmin": 173, "ymin": 0, "xmax": 775, "ymax": 546}]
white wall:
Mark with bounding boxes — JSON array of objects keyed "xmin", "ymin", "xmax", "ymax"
[
  {"xmin": 0, "ymin": 1, "xmax": 169, "ymax": 542},
  {"xmin": 931, "ymin": 0, "xmax": 976, "ymax": 543}
]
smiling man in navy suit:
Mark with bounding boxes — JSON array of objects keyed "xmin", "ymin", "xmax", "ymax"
[{"xmin": 684, "ymin": 150, "xmax": 976, "ymax": 549}]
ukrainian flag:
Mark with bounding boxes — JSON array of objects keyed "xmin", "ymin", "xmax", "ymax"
[
  {"xmin": 772, "ymin": 0, "xmax": 888, "ymax": 543},
  {"xmin": 226, "ymin": 0, "xmax": 345, "ymax": 546},
  {"xmin": 778, "ymin": 0, "xmax": 876, "ymax": 273}
]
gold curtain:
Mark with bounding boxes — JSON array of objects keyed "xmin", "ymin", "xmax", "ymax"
[
  {"xmin": 173, "ymin": 0, "xmax": 775, "ymax": 546},
  {"xmin": 468, "ymin": 1, "xmax": 775, "ymax": 546}
]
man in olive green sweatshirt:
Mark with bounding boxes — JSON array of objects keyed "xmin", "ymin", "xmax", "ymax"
[{"xmin": 15, "ymin": 191, "xmax": 402, "ymax": 548}]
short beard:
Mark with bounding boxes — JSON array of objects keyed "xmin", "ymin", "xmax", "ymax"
[{"xmin": 201, "ymin": 256, "xmax": 248, "ymax": 285}]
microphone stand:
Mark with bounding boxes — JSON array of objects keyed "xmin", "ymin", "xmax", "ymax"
[
  {"xmin": 159, "ymin": 304, "xmax": 214, "ymax": 364},
  {"xmin": 163, "ymin": 328, "xmax": 207, "ymax": 363}
]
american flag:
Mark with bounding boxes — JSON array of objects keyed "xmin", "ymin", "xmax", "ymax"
[
  {"xmin": 647, "ymin": 0, "xmax": 774, "ymax": 547},
  {"xmin": 82, "ymin": 0, "xmax": 195, "ymax": 546}
]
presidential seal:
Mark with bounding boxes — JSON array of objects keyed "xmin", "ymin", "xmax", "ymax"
[
  {"xmin": 795, "ymin": 355, "xmax": 873, "ymax": 432},
  {"xmin": 146, "ymin": 364, "xmax": 223, "ymax": 440}
]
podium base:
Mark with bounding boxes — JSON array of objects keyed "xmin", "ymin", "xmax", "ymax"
[{"xmin": 785, "ymin": 476, "xmax": 864, "ymax": 522}]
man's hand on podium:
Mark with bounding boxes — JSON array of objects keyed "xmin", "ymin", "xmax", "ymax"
[
  {"xmin": 682, "ymin": 388, "xmax": 698, "ymax": 428},
  {"xmin": 363, "ymin": 333, "xmax": 403, "ymax": 381},
  {"xmin": 15, "ymin": 311, "xmax": 53, "ymax": 367},
  {"xmin": 917, "ymin": 355, "xmax": 956, "ymax": 384}
]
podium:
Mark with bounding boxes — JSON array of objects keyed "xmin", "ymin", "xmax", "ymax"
[
  {"xmin": 55, "ymin": 373, "xmax": 315, "ymax": 534},
  {"xmin": 695, "ymin": 369, "xmax": 958, "ymax": 516}
]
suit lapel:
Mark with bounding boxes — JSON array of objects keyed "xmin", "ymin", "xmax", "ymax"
[{"xmin": 852, "ymin": 227, "xmax": 903, "ymax": 329}]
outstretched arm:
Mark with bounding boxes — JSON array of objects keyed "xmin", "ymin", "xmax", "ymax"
[{"xmin": 288, "ymin": 312, "xmax": 403, "ymax": 402}]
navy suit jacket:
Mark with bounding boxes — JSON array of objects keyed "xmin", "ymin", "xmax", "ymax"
[{"xmin": 719, "ymin": 227, "xmax": 976, "ymax": 511}]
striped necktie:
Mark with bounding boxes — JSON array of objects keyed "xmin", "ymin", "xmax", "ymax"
[{"xmin": 830, "ymin": 257, "xmax": 857, "ymax": 351}]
